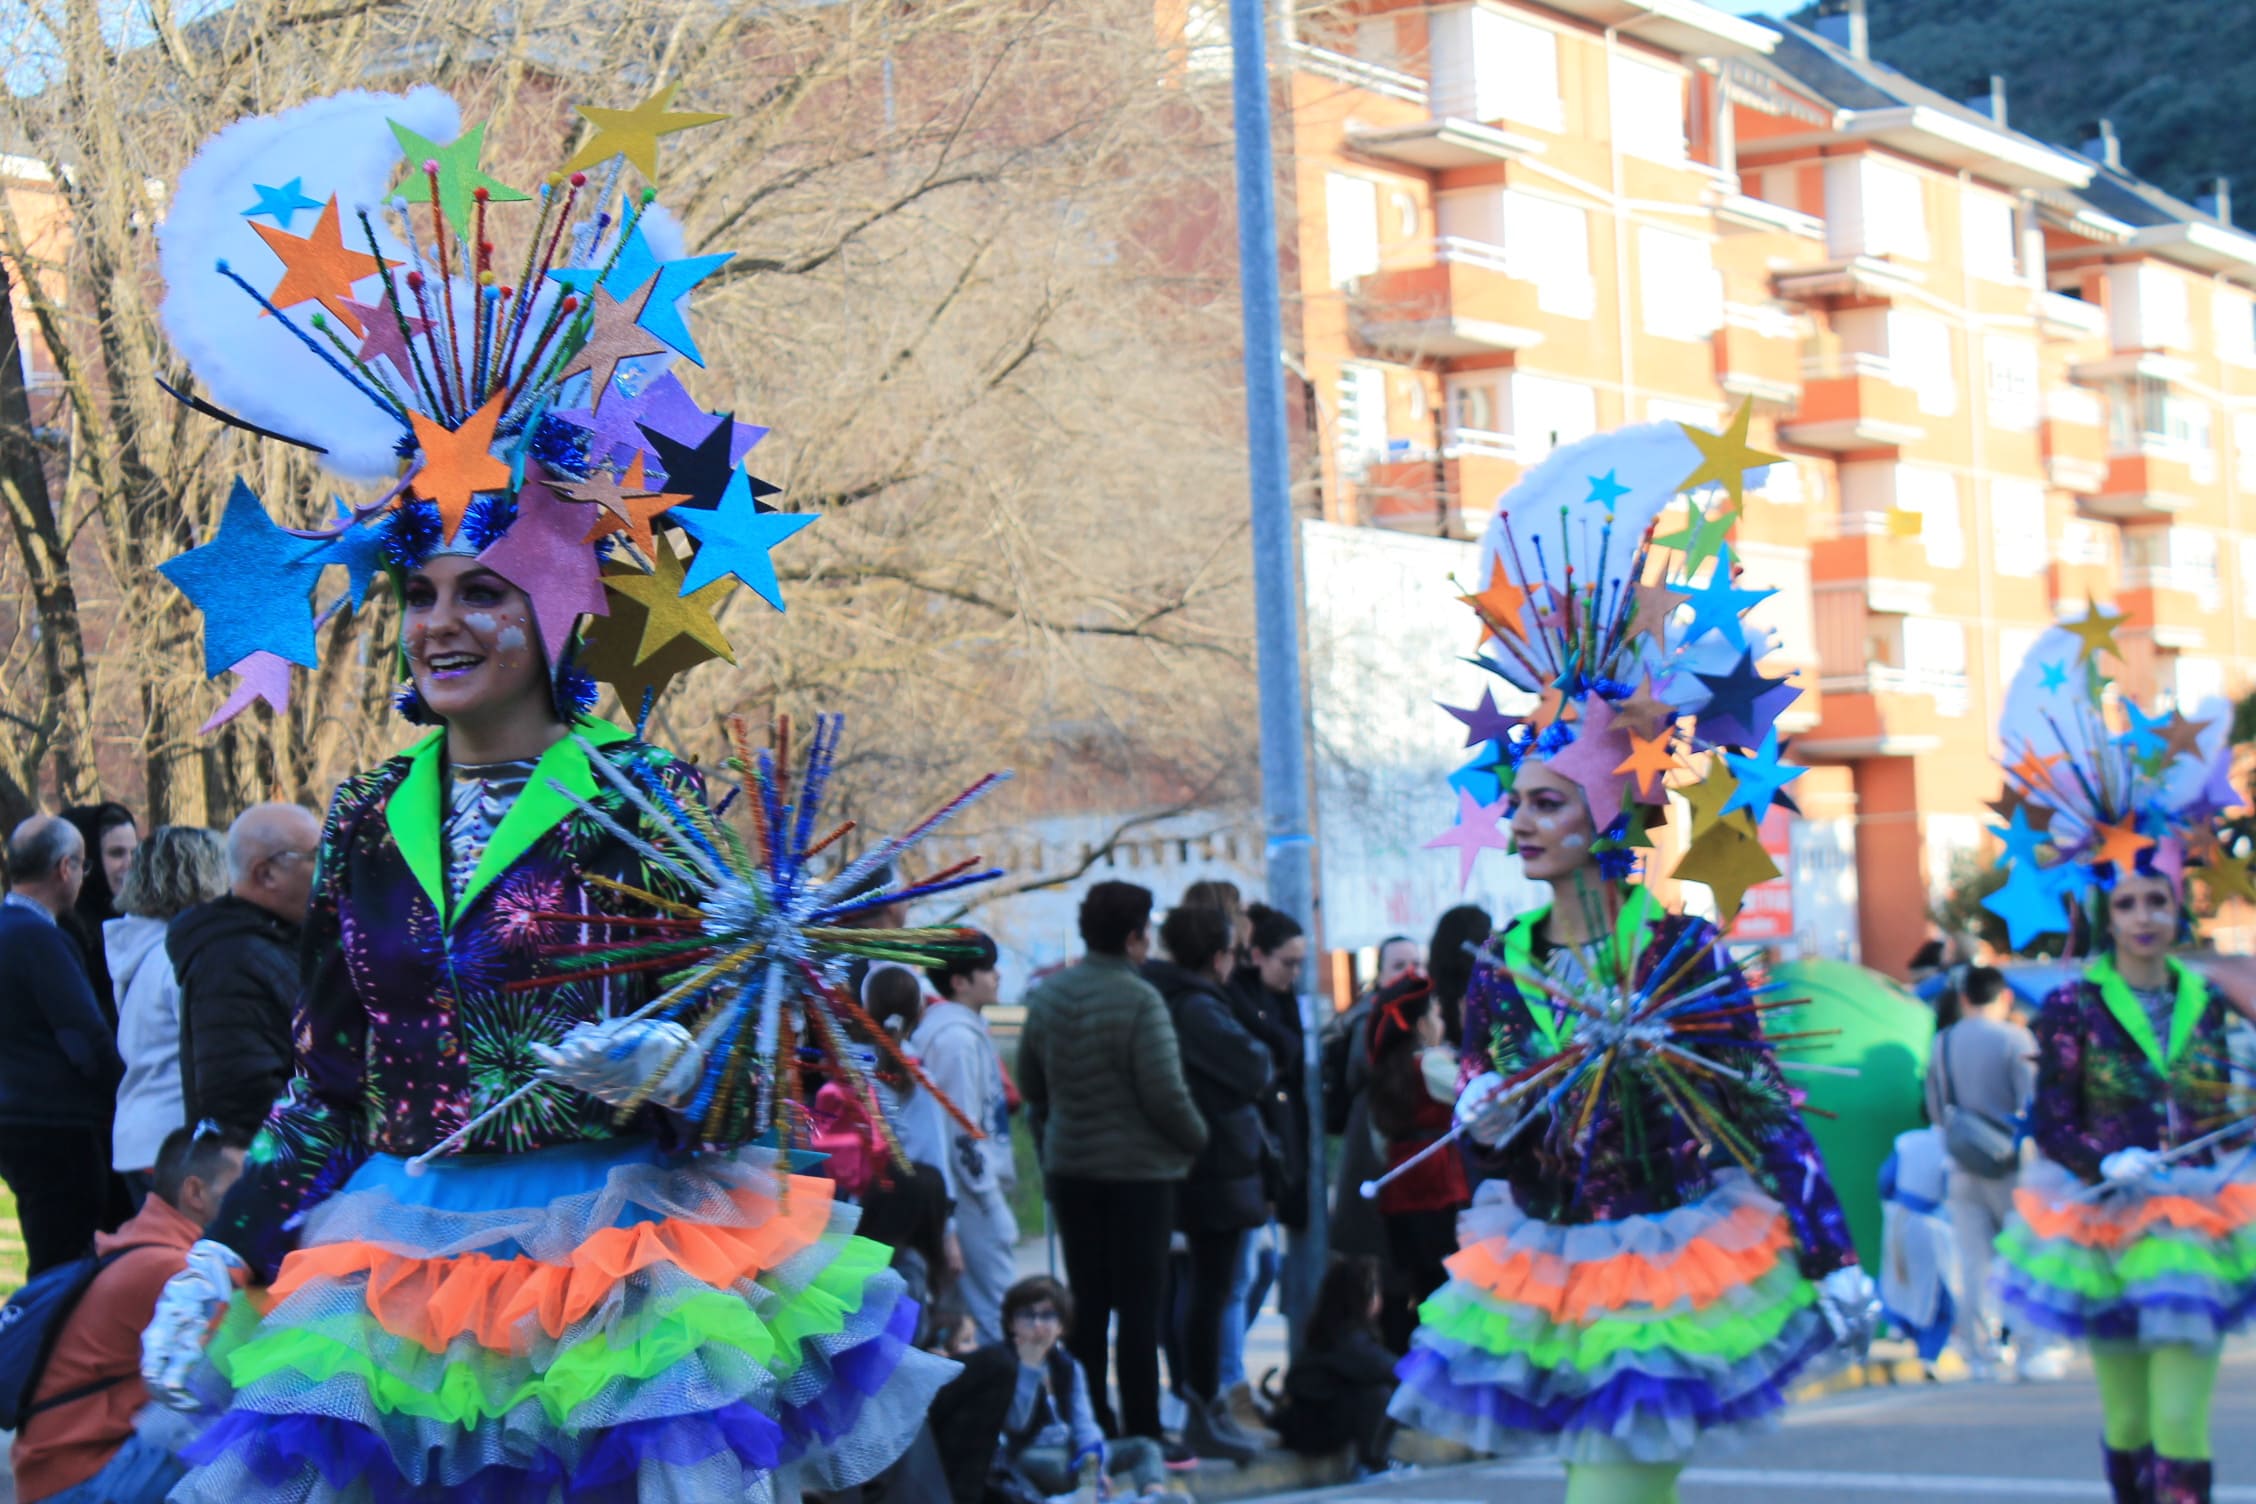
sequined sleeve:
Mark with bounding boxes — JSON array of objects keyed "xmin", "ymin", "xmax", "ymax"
[
  {"xmin": 1456, "ymin": 959, "xmax": 1543, "ymax": 1189},
  {"xmin": 207, "ymin": 783, "xmax": 373, "ymax": 1282},
  {"xmin": 2028, "ymin": 983, "xmax": 2106, "ymax": 1183}
]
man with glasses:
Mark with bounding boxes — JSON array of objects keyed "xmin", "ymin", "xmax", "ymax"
[
  {"xmin": 169, "ymin": 804, "xmax": 321, "ymax": 1134},
  {"xmin": 0, "ymin": 815, "xmax": 123, "ymax": 1274}
]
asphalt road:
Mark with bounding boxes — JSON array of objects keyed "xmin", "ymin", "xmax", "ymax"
[{"xmin": 1244, "ymin": 1344, "xmax": 2256, "ymax": 1503}]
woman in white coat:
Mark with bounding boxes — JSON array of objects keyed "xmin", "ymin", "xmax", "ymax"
[{"xmin": 106, "ymin": 826, "xmax": 227, "ymax": 1197}]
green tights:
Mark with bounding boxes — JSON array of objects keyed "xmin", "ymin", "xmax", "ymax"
[
  {"xmin": 1564, "ymin": 1462, "xmax": 1683, "ymax": 1504},
  {"xmin": 2091, "ymin": 1343, "xmax": 2223, "ymax": 1461}
]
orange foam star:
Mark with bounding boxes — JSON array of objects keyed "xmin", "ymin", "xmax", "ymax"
[
  {"xmin": 1459, "ymin": 563, "xmax": 1530, "ymax": 645},
  {"xmin": 249, "ymin": 196, "xmax": 399, "ymax": 338},
  {"xmin": 2091, "ymin": 817, "xmax": 2155, "ymax": 874},
  {"xmin": 406, "ymin": 392, "xmax": 513, "ymax": 542},
  {"xmin": 2009, "ymin": 748, "xmax": 2065, "ymax": 792},
  {"xmin": 1613, "ymin": 729, "xmax": 1678, "ymax": 802}
]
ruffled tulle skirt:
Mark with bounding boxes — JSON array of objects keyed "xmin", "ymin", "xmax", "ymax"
[
  {"xmin": 1388, "ymin": 1170, "xmax": 1841, "ymax": 1466},
  {"xmin": 170, "ymin": 1137, "xmax": 954, "ymax": 1503},
  {"xmin": 1994, "ymin": 1156, "xmax": 2256, "ymax": 1350}
]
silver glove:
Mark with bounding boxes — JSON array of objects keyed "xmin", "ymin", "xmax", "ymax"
[
  {"xmin": 1815, "ymin": 1264, "xmax": 1880, "ymax": 1361},
  {"xmin": 141, "ymin": 1239, "xmax": 245, "ymax": 1411},
  {"xmin": 533, "ymin": 1018, "xmax": 704, "ymax": 1108},
  {"xmin": 1453, "ymin": 1071, "xmax": 1516, "ymax": 1147}
]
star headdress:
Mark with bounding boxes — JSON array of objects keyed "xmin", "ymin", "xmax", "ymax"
[
  {"xmin": 1432, "ymin": 405, "xmax": 1800, "ymax": 911},
  {"xmin": 1981, "ymin": 609, "xmax": 2240, "ymax": 949},
  {"xmin": 153, "ymin": 87, "xmax": 806, "ymax": 733}
]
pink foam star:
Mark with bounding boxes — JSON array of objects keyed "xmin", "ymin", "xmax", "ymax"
[
  {"xmin": 476, "ymin": 474, "xmax": 610, "ymax": 664},
  {"xmin": 1424, "ymin": 788, "xmax": 1516, "ymax": 887},
  {"xmin": 339, "ymin": 296, "xmax": 433, "ymax": 381},
  {"xmin": 1544, "ymin": 696, "xmax": 1633, "ymax": 824},
  {"xmin": 200, "ymin": 651, "xmax": 293, "ymax": 732}
]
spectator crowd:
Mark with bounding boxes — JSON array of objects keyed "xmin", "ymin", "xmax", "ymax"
[{"xmin": 5, "ymin": 793, "xmax": 2190, "ymax": 1503}]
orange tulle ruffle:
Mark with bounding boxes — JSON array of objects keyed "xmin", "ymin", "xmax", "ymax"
[
  {"xmin": 1443, "ymin": 1201, "xmax": 1792, "ymax": 1323},
  {"xmin": 2013, "ymin": 1180, "xmax": 2256, "ymax": 1252},
  {"xmin": 267, "ymin": 1177, "xmax": 838, "ymax": 1353}
]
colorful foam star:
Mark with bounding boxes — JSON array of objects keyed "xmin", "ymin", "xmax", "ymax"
[
  {"xmin": 1613, "ymin": 728, "xmax": 1677, "ymax": 803},
  {"xmin": 1653, "ymin": 498, "xmax": 1739, "ymax": 576},
  {"xmin": 1690, "ymin": 651, "xmax": 1799, "ymax": 750},
  {"xmin": 1447, "ymin": 756, "xmax": 1503, "ymax": 808},
  {"xmin": 1672, "ymin": 817, "xmax": 1778, "ymax": 924},
  {"xmin": 1423, "ymin": 788, "xmax": 1515, "ymax": 887},
  {"xmin": 672, "ymin": 469, "xmax": 816, "ymax": 609},
  {"xmin": 301, "ymin": 499, "xmax": 386, "ymax": 609},
  {"xmin": 556, "ymin": 277, "xmax": 671, "ymax": 410},
  {"xmin": 553, "ymin": 372, "xmax": 766, "ymax": 471},
  {"xmin": 605, "ymin": 535, "xmax": 737, "ymax": 665},
  {"xmin": 1444, "ymin": 687, "xmax": 1520, "ymax": 749},
  {"xmin": 1584, "ymin": 469, "xmax": 1631, "ymax": 508},
  {"xmin": 550, "ymin": 232, "xmax": 733, "ymax": 367},
  {"xmin": 1680, "ymin": 759, "xmax": 1755, "ymax": 841},
  {"xmin": 562, "ymin": 84, "xmax": 729, "ymax": 181},
  {"xmin": 476, "ymin": 475, "xmax": 610, "ymax": 664},
  {"xmin": 568, "ymin": 457, "xmax": 689, "ymax": 558},
  {"xmin": 2091, "ymin": 817, "xmax": 2156, "ymax": 874},
  {"xmin": 199, "ymin": 651, "xmax": 294, "ymax": 733},
  {"xmin": 1988, "ymin": 806, "xmax": 2054, "ymax": 870},
  {"xmin": 640, "ymin": 416, "xmax": 743, "ymax": 510},
  {"xmin": 1544, "ymin": 697, "xmax": 1633, "ymax": 824},
  {"xmin": 2194, "ymin": 849, "xmax": 2256, "ymax": 906},
  {"xmin": 336, "ymin": 296, "xmax": 432, "ymax": 383},
  {"xmin": 1983, "ymin": 861, "xmax": 2072, "ymax": 950},
  {"xmin": 1614, "ymin": 674, "xmax": 1677, "ymax": 740},
  {"xmin": 2119, "ymin": 700, "xmax": 2170, "ymax": 759},
  {"xmin": 1678, "ymin": 562, "xmax": 1773, "ymax": 652},
  {"xmin": 1458, "ymin": 563, "xmax": 1530, "ymax": 645},
  {"xmin": 2007, "ymin": 745, "xmax": 2065, "ymax": 793},
  {"xmin": 580, "ymin": 558, "xmax": 731, "ymax": 709},
  {"xmin": 2064, "ymin": 595, "xmax": 2126, "ymax": 662},
  {"xmin": 2159, "ymin": 708, "xmax": 2214, "ymax": 761},
  {"xmin": 1625, "ymin": 578, "xmax": 1688, "ymax": 643},
  {"xmin": 249, "ymin": 196, "xmax": 399, "ymax": 337},
  {"xmin": 1676, "ymin": 399, "xmax": 1782, "ymax": 507},
  {"xmin": 388, "ymin": 120, "xmax": 530, "ymax": 240},
  {"xmin": 240, "ymin": 178, "xmax": 322, "ymax": 229},
  {"xmin": 158, "ymin": 479, "xmax": 328, "ymax": 675},
  {"xmin": 405, "ymin": 392, "xmax": 513, "ymax": 541},
  {"xmin": 1720, "ymin": 730, "xmax": 1807, "ymax": 821}
]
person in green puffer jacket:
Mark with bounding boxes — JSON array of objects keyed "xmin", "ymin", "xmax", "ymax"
[{"xmin": 1019, "ymin": 880, "xmax": 1209, "ymax": 1452}]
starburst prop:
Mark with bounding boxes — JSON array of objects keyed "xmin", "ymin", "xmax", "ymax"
[{"xmin": 409, "ymin": 714, "xmax": 1006, "ymax": 1167}]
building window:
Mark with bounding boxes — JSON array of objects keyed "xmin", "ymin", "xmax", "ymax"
[
  {"xmin": 1847, "ymin": 157, "xmax": 1929, "ymax": 261},
  {"xmin": 1984, "ymin": 336, "xmax": 2039, "ymax": 431},
  {"xmin": 1430, "ymin": 7, "xmax": 1562, "ymax": 130},
  {"xmin": 1610, "ymin": 53, "xmax": 1686, "ymax": 165},
  {"xmin": 1510, "ymin": 373, "xmax": 1597, "ymax": 463},
  {"xmin": 1961, "ymin": 191, "xmax": 2018, "ymax": 283},
  {"xmin": 2239, "ymin": 537, "xmax": 2256, "ymax": 617},
  {"xmin": 1447, "ymin": 375, "xmax": 1500, "ymax": 439},
  {"xmin": 2215, "ymin": 289, "xmax": 2256, "ymax": 366},
  {"xmin": 1638, "ymin": 226, "xmax": 1724, "ymax": 342},
  {"xmin": 2124, "ymin": 525, "xmax": 2220, "ymax": 605},
  {"xmin": 2172, "ymin": 655, "xmax": 2225, "ymax": 709},
  {"xmin": 1988, "ymin": 479, "xmax": 2047, "ymax": 577},
  {"xmin": 1901, "ymin": 615, "xmax": 1968, "ymax": 674},
  {"xmin": 1896, "ymin": 465, "xmax": 1963, "ymax": 568},
  {"xmin": 2135, "ymin": 265, "xmax": 2191, "ymax": 349},
  {"xmin": 1326, "ymin": 172, "xmax": 1379, "ymax": 287},
  {"xmin": 1888, "ymin": 312, "xmax": 1957, "ymax": 417},
  {"xmin": 1336, "ymin": 362, "xmax": 1389, "ymax": 476},
  {"xmin": 2235, "ymin": 413, "xmax": 2256, "ymax": 488}
]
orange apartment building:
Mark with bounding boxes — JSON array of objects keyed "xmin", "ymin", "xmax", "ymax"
[{"xmin": 1276, "ymin": 0, "xmax": 2256, "ymax": 974}]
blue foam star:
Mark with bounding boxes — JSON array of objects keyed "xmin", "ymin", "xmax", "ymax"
[
  {"xmin": 1678, "ymin": 566, "xmax": 1774, "ymax": 652},
  {"xmin": 2038, "ymin": 659, "xmax": 2069, "ymax": 693},
  {"xmin": 1691, "ymin": 650, "xmax": 1800, "ymax": 750},
  {"xmin": 240, "ymin": 178, "xmax": 323, "ymax": 229},
  {"xmin": 1982, "ymin": 860, "xmax": 2071, "ymax": 950},
  {"xmin": 1720, "ymin": 728, "xmax": 1807, "ymax": 820},
  {"xmin": 1585, "ymin": 469, "xmax": 1632, "ymax": 508},
  {"xmin": 1986, "ymin": 806, "xmax": 2053, "ymax": 871},
  {"xmin": 1448, "ymin": 756, "xmax": 1502, "ymax": 807},
  {"xmin": 2119, "ymin": 700, "xmax": 2169, "ymax": 759},
  {"xmin": 157, "ymin": 478, "xmax": 327, "ymax": 676},
  {"xmin": 672, "ymin": 468, "xmax": 817, "ymax": 609},
  {"xmin": 305, "ymin": 498, "xmax": 386, "ymax": 610},
  {"xmin": 548, "ymin": 226, "xmax": 733, "ymax": 365}
]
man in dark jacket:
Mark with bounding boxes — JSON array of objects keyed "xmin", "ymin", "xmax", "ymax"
[
  {"xmin": 1147, "ymin": 902, "xmax": 1271, "ymax": 1463},
  {"xmin": 170, "ymin": 803, "xmax": 319, "ymax": 1132},
  {"xmin": 0, "ymin": 815, "xmax": 124, "ymax": 1274}
]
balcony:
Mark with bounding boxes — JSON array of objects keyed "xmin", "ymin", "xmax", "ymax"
[
  {"xmin": 1716, "ymin": 302, "xmax": 1803, "ymax": 408},
  {"xmin": 1781, "ymin": 353, "xmax": 1928, "ymax": 451},
  {"xmin": 1351, "ymin": 239, "xmax": 1578, "ymax": 358},
  {"xmin": 1799, "ymin": 665, "xmax": 1965, "ymax": 758},
  {"xmin": 1356, "ymin": 433, "xmax": 1524, "ymax": 532},
  {"xmin": 2119, "ymin": 563, "xmax": 2220, "ymax": 651},
  {"xmin": 1284, "ymin": 43, "xmax": 1428, "ymax": 106},
  {"xmin": 2040, "ymin": 387, "xmax": 2109, "ymax": 494},
  {"xmin": 2038, "ymin": 289, "xmax": 2109, "ymax": 340},
  {"xmin": 1774, "ymin": 256, "xmax": 1926, "ymax": 305},
  {"xmin": 2087, "ymin": 438, "xmax": 2203, "ymax": 519},
  {"xmin": 1808, "ymin": 510, "xmax": 1947, "ymax": 604},
  {"xmin": 2048, "ymin": 517, "xmax": 2114, "ymax": 610},
  {"xmin": 1347, "ymin": 117, "xmax": 1546, "ymax": 171}
]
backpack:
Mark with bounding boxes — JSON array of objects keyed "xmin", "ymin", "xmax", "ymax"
[{"xmin": 0, "ymin": 1244, "xmax": 161, "ymax": 1430}]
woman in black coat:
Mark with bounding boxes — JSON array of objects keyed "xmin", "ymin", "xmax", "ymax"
[{"xmin": 1145, "ymin": 902, "xmax": 1272, "ymax": 1461}]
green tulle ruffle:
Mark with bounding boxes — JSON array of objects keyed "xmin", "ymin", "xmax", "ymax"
[{"xmin": 1416, "ymin": 1258, "xmax": 1814, "ymax": 1373}]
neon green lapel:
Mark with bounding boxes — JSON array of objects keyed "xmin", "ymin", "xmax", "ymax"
[
  {"xmin": 382, "ymin": 719, "xmax": 635, "ymax": 927},
  {"xmin": 2085, "ymin": 954, "xmax": 2208, "ymax": 1074},
  {"xmin": 1499, "ymin": 887, "xmax": 1658, "ymax": 1054}
]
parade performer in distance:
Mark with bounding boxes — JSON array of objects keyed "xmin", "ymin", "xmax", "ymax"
[
  {"xmin": 133, "ymin": 84, "xmax": 996, "ymax": 1501},
  {"xmin": 1982, "ymin": 614, "xmax": 2256, "ymax": 1504},
  {"xmin": 1383, "ymin": 415, "xmax": 1876, "ymax": 1504}
]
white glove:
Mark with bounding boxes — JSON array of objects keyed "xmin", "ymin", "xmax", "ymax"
[
  {"xmin": 2100, "ymin": 1148, "xmax": 2165, "ymax": 1188},
  {"xmin": 533, "ymin": 1018, "xmax": 704, "ymax": 1108},
  {"xmin": 142, "ymin": 1239, "xmax": 245, "ymax": 1411},
  {"xmin": 1815, "ymin": 1265, "xmax": 1879, "ymax": 1360},
  {"xmin": 1453, "ymin": 1071, "xmax": 1516, "ymax": 1146}
]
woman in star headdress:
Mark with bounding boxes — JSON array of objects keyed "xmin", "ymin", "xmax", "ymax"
[
  {"xmin": 135, "ymin": 89, "xmax": 962, "ymax": 1502},
  {"xmin": 1383, "ymin": 421, "xmax": 1872, "ymax": 1504},
  {"xmin": 1983, "ymin": 622, "xmax": 2256, "ymax": 1504}
]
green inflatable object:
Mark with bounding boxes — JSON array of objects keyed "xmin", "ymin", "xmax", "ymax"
[{"xmin": 1765, "ymin": 959, "xmax": 1935, "ymax": 1272}]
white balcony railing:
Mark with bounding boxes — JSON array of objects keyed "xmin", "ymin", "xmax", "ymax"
[
  {"xmin": 2120, "ymin": 563, "xmax": 2222, "ymax": 607},
  {"xmin": 1285, "ymin": 42, "xmax": 1428, "ymax": 106},
  {"xmin": 1443, "ymin": 427, "xmax": 1521, "ymax": 461},
  {"xmin": 2055, "ymin": 520, "xmax": 2111, "ymax": 566},
  {"xmin": 2038, "ymin": 289, "xmax": 2109, "ymax": 337},
  {"xmin": 2043, "ymin": 386, "xmax": 2105, "ymax": 427},
  {"xmin": 1378, "ymin": 236, "xmax": 1598, "ymax": 320},
  {"xmin": 1800, "ymin": 349, "xmax": 1901, "ymax": 383},
  {"xmin": 1820, "ymin": 664, "xmax": 1971, "ymax": 714},
  {"xmin": 1725, "ymin": 300, "xmax": 1800, "ymax": 340}
]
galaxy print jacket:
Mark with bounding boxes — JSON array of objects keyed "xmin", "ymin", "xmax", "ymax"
[
  {"xmin": 209, "ymin": 719, "xmax": 706, "ymax": 1280},
  {"xmin": 2029, "ymin": 956, "xmax": 2242, "ymax": 1185},
  {"xmin": 1460, "ymin": 906, "xmax": 1855, "ymax": 1279}
]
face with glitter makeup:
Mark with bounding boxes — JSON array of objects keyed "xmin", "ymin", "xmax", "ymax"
[
  {"xmin": 2107, "ymin": 871, "xmax": 2180, "ymax": 967},
  {"xmin": 1507, "ymin": 760, "xmax": 1599, "ymax": 882},
  {"xmin": 402, "ymin": 557, "xmax": 549, "ymax": 723}
]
